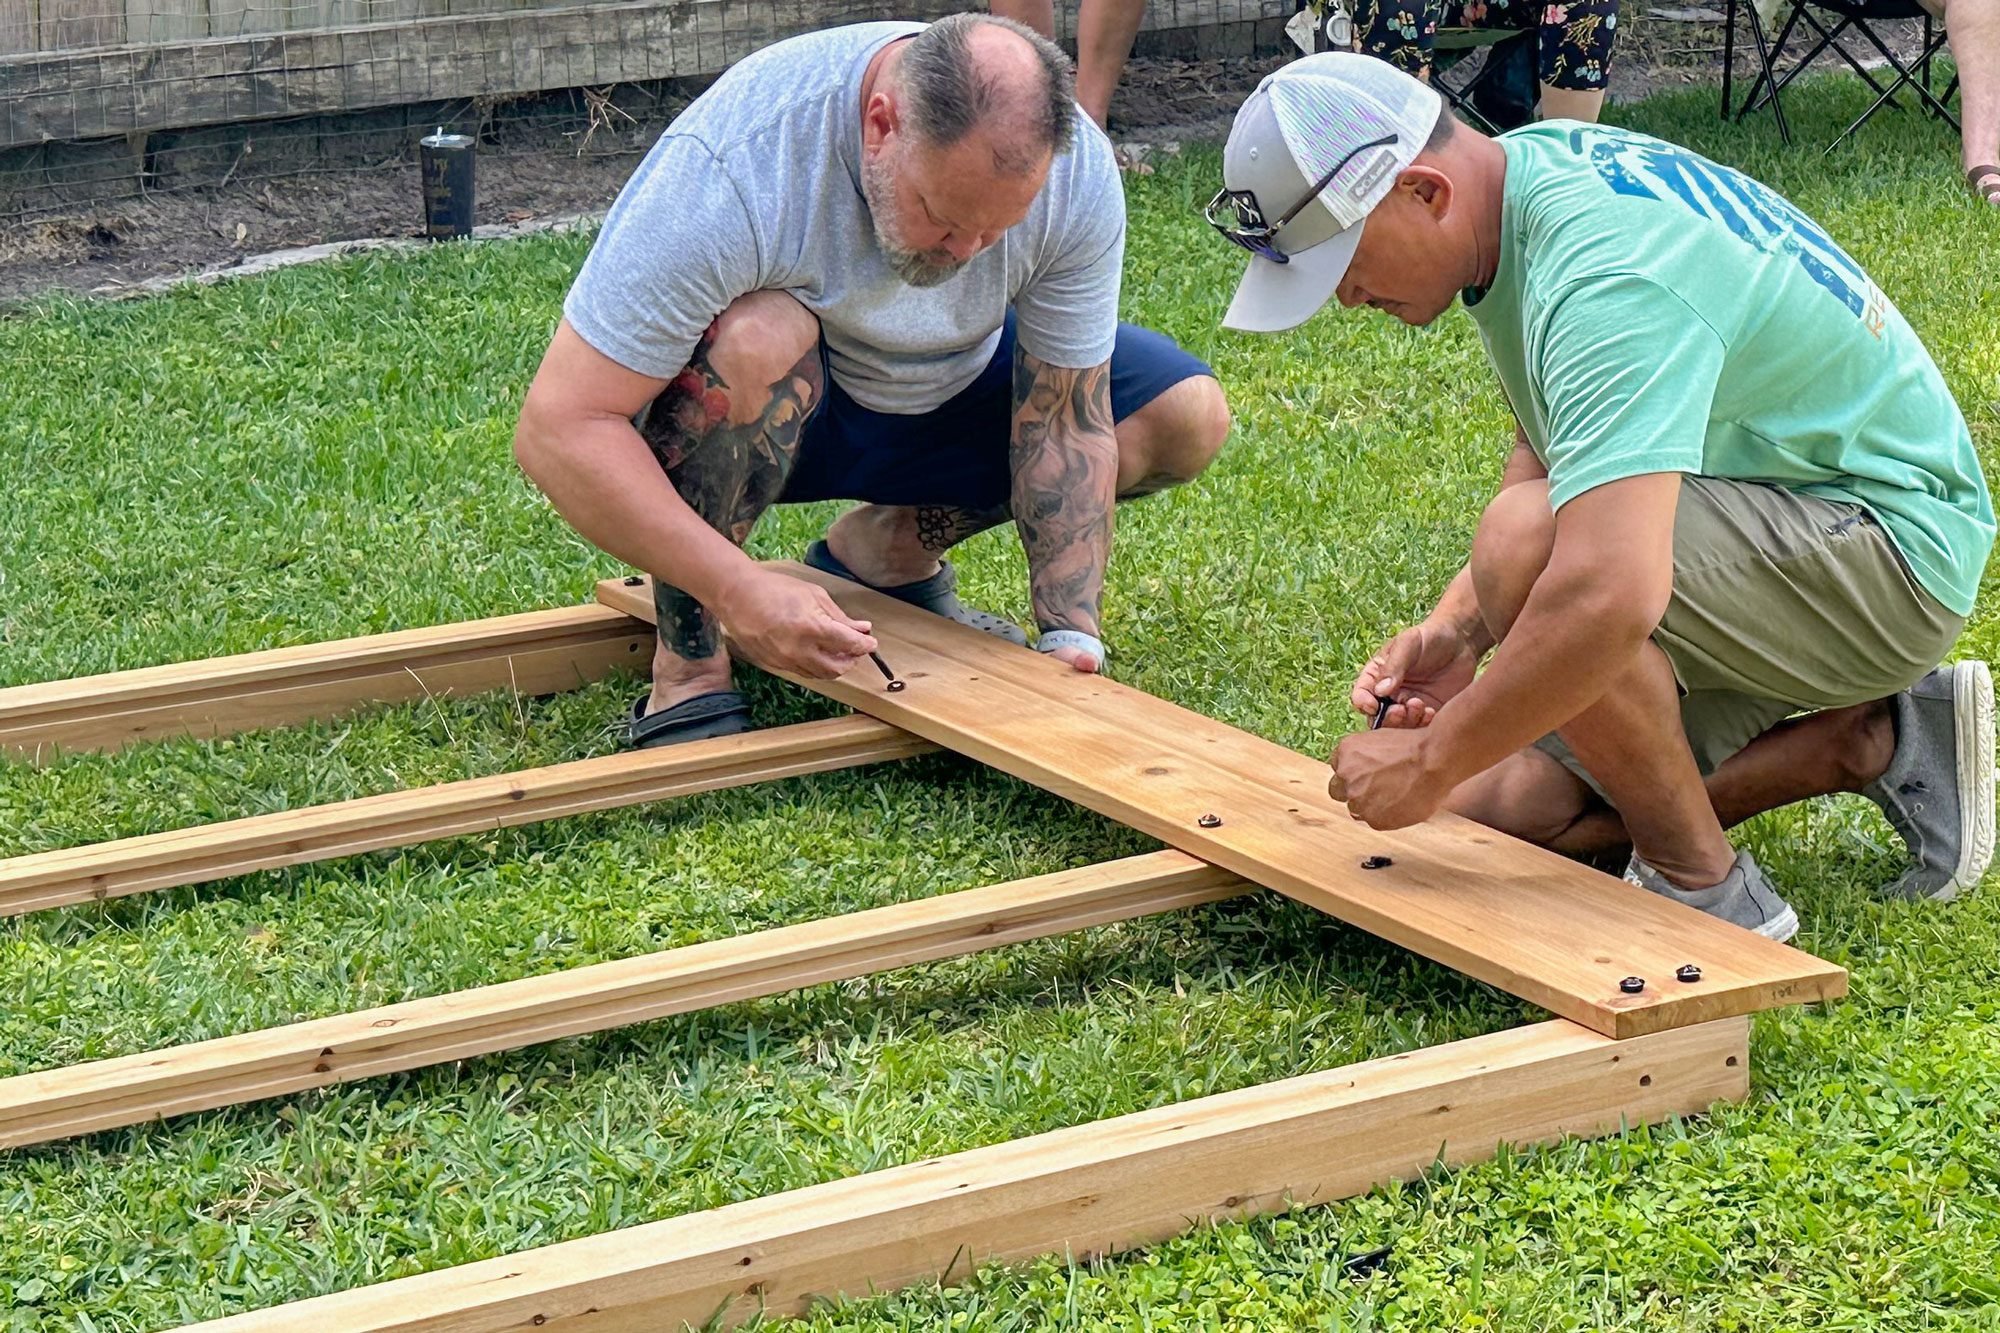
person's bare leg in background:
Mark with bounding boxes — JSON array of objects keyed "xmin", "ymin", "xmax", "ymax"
[
  {"xmin": 1925, "ymin": 0, "xmax": 2000, "ymax": 203},
  {"xmin": 1537, "ymin": 85, "xmax": 1605, "ymax": 122},
  {"xmin": 988, "ymin": 0, "xmax": 1147, "ymax": 128}
]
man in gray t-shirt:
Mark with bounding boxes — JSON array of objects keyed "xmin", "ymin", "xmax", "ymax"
[{"xmin": 516, "ymin": 15, "xmax": 1230, "ymax": 747}]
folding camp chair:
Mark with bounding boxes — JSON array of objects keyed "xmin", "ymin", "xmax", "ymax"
[
  {"xmin": 1721, "ymin": 0, "xmax": 1959, "ymax": 152},
  {"xmin": 1433, "ymin": 26, "xmax": 1542, "ymax": 133}
]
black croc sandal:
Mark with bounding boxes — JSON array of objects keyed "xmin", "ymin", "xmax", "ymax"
[
  {"xmin": 804, "ymin": 540, "xmax": 1028, "ymax": 646},
  {"xmin": 627, "ymin": 690, "xmax": 754, "ymax": 749}
]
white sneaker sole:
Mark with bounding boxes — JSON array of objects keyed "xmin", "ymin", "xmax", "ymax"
[
  {"xmin": 1939, "ymin": 659, "xmax": 1996, "ymax": 903},
  {"xmin": 1755, "ymin": 905, "xmax": 1800, "ymax": 943}
]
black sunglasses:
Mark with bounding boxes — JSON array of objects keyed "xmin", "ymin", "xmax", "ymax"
[{"xmin": 1205, "ymin": 133, "xmax": 1399, "ymax": 265}]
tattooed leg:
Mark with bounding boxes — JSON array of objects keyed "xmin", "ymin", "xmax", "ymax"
[
  {"xmin": 637, "ymin": 292, "xmax": 822, "ymax": 712},
  {"xmin": 812, "ymin": 371, "xmax": 1227, "ymax": 651},
  {"xmin": 914, "ymin": 504, "xmax": 1012, "ymax": 553},
  {"xmin": 822, "ymin": 502, "xmax": 1012, "ymax": 584}
]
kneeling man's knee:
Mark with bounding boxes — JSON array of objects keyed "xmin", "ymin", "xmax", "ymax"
[
  {"xmin": 702, "ymin": 291, "xmax": 824, "ymax": 418},
  {"xmin": 1446, "ymin": 747, "xmax": 1593, "ymax": 847},
  {"xmin": 1120, "ymin": 375, "xmax": 1231, "ymax": 496}
]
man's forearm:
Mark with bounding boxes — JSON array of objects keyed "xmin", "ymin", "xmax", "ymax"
[
  {"xmin": 1426, "ymin": 555, "xmax": 1659, "ymax": 782},
  {"xmin": 514, "ymin": 411, "xmax": 752, "ymax": 611},
  {"xmin": 1010, "ymin": 353, "xmax": 1119, "ymax": 636}
]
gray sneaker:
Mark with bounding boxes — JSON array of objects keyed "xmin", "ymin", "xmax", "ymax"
[
  {"xmin": 1626, "ymin": 849, "xmax": 1801, "ymax": 942},
  {"xmin": 1863, "ymin": 661, "xmax": 1995, "ymax": 902}
]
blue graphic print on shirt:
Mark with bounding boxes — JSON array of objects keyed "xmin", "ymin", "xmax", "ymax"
[{"xmin": 1570, "ymin": 125, "xmax": 1874, "ymax": 324}]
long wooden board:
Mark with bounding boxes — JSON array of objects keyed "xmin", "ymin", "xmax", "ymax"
[
  {"xmin": 185, "ymin": 1015, "xmax": 1750, "ymax": 1331},
  {"xmin": 0, "ymin": 603, "xmax": 652, "ymax": 759},
  {"xmin": 0, "ymin": 716, "xmax": 931, "ymax": 918},
  {"xmin": 0, "ymin": 851, "xmax": 1247, "ymax": 1148},
  {"xmin": 602, "ymin": 570, "xmax": 1847, "ymax": 1040}
]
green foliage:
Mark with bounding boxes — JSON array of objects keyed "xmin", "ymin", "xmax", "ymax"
[{"xmin": 0, "ymin": 71, "xmax": 1995, "ymax": 1330}]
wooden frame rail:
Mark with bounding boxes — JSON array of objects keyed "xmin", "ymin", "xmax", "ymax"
[
  {"xmin": 0, "ymin": 603, "xmax": 650, "ymax": 759},
  {"xmin": 0, "ymin": 716, "xmax": 930, "ymax": 917},
  {"xmin": 0, "ymin": 851, "xmax": 1249, "ymax": 1148},
  {"xmin": 188, "ymin": 1016, "xmax": 1750, "ymax": 1331}
]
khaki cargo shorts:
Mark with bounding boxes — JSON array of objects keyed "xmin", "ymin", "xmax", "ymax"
[{"xmin": 1539, "ymin": 475, "xmax": 1965, "ymax": 792}]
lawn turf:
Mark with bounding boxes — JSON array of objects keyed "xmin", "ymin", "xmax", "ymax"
[{"xmin": 1, "ymin": 72, "xmax": 1998, "ymax": 1331}]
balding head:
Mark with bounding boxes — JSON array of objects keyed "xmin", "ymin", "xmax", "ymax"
[
  {"xmin": 858, "ymin": 16, "xmax": 1078, "ymax": 287},
  {"xmin": 895, "ymin": 13, "xmax": 1076, "ymax": 176}
]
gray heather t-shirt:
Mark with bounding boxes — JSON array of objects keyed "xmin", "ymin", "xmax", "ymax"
[{"xmin": 562, "ymin": 21, "xmax": 1126, "ymax": 415}]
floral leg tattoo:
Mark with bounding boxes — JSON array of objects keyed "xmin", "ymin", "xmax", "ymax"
[
  {"xmin": 912, "ymin": 504, "xmax": 1012, "ymax": 554},
  {"xmin": 903, "ymin": 457, "xmax": 1186, "ymax": 565}
]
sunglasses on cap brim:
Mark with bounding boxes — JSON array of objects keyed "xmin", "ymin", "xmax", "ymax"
[{"xmin": 1204, "ymin": 133, "xmax": 1399, "ymax": 265}]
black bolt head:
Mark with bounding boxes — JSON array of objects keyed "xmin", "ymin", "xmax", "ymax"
[
  {"xmin": 886, "ymin": 680, "xmax": 906, "ymax": 693},
  {"xmin": 1619, "ymin": 976, "xmax": 1646, "ymax": 994},
  {"xmin": 623, "ymin": 574, "xmax": 644, "ymax": 586},
  {"xmin": 1675, "ymin": 963, "xmax": 1703, "ymax": 983},
  {"xmin": 1197, "ymin": 813, "xmax": 1223, "ymax": 828},
  {"xmin": 1361, "ymin": 855, "xmax": 1394, "ymax": 870}
]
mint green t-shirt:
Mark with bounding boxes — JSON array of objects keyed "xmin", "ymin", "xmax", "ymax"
[{"xmin": 1464, "ymin": 123, "xmax": 1991, "ymax": 617}]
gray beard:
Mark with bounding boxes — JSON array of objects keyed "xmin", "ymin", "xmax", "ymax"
[{"xmin": 861, "ymin": 152, "xmax": 967, "ymax": 289}]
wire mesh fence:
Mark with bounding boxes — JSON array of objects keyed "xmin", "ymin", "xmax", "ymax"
[{"xmin": 0, "ymin": 82, "xmax": 678, "ymax": 224}]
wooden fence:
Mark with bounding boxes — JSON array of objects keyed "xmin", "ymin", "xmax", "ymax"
[{"xmin": 1, "ymin": 0, "xmax": 1286, "ymax": 153}]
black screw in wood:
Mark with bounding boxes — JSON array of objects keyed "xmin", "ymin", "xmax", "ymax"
[
  {"xmin": 1619, "ymin": 976, "xmax": 1646, "ymax": 994},
  {"xmin": 622, "ymin": 574, "xmax": 644, "ymax": 586},
  {"xmin": 1676, "ymin": 963, "xmax": 1703, "ymax": 983},
  {"xmin": 1361, "ymin": 855, "xmax": 1393, "ymax": 870},
  {"xmin": 869, "ymin": 652, "xmax": 906, "ymax": 692},
  {"xmin": 1197, "ymin": 813, "xmax": 1223, "ymax": 828}
]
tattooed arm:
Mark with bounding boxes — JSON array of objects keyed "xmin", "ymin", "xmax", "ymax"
[{"xmin": 1010, "ymin": 349, "xmax": 1119, "ymax": 654}]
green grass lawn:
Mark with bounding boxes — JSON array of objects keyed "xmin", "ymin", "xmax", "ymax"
[{"xmin": 1, "ymin": 73, "xmax": 1998, "ymax": 1331}]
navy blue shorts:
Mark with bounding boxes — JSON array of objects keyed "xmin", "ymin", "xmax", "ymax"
[{"xmin": 778, "ymin": 315, "xmax": 1213, "ymax": 511}]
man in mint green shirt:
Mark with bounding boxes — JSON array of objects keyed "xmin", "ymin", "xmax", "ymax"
[{"xmin": 1208, "ymin": 53, "xmax": 1994, "ymax": 939}]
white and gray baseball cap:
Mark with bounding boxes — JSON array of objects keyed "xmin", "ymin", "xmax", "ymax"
[{"xmin": 1214, "ymin": 52, "xmax": 1442, "ymax": 333}]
